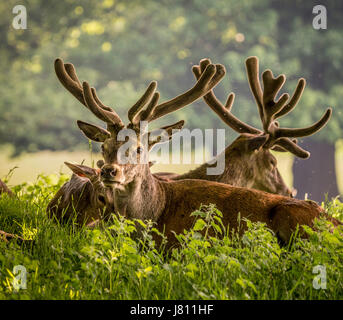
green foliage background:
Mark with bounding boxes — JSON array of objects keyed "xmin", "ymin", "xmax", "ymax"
[{"xmin": 0, "ymin": 0, "xmax": 342, "ymax": 155}]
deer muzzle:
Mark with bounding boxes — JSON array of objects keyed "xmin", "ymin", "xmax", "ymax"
[{"xmin": 100, "ymin": 164, "xmax": 123, "ymax": 185}]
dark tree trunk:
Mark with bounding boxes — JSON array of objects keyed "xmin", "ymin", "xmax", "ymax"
[{"xmin": 292, "ymin": 139, "xmax": 339, "ymax": 202}]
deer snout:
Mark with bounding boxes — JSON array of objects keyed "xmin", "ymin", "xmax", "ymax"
[
  {"xmin": 101, "ymin": 166, "xmax": 117, "ymax": 177},
  {"xmin": 100, "ymin": 164, "xmax": 123, "ymax": 184}
]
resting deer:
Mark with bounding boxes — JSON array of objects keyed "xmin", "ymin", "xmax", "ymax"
[
  {"xmin": 47, "ymin": 163, "xmax": 115, "ymax": 227},
  {"xmin": 54, "ymin": 57, "xmax": 331, "ymax": 199},
  {"xmin": 59, "ymin": 66, "xmax": 340, "ymax": 249},
  {"xmin": 50, "ymin": 58, "xmax": 224, "ymax": 224},
  {"xmin": 169, "ymin": 57, "xmax": 331, "ymax": 197}
]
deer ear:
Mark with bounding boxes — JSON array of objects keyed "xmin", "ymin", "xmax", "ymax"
[
  {"xmin": 77, "ymin": 120, "xmax": 111, "ymax": 142},
  {"xmin": 147, "ymin": 120, "xmax": 185, "ymax": 150},
  {"xmin": 64, "ymin": 162, "xmax": 99, "ymax": 179},
  {"xmin": 246, "ymin": 135, "xmax": 268, "ymax": 152}
]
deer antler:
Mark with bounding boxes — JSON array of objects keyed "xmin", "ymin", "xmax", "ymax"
[
  {"xmin": 192, "ymin": 59, "xmax": 262, "ymax": 135},
  {"xmin": 54, "ymin": 58, "xmax": 125, "ymax": 133},
  {"xmin": 55, "ymin": 58, "xmax": 225, "ymax": 136},
  {"xmin": 126, "ymin": 62, "xmax": 225, "ymax": 131},
  {"xmin": 193, "ymin": 57, "xmax": 332, "ymax": 158}
]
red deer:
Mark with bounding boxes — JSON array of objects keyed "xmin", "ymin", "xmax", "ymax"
[
  {"xmin": 54, "ymin": 57, "xmax": 331, "ymax": 198},
  {"xmin": 169, "ymin": 57, "xmax": 331, "ymax": 197},
  {"xmin": 50, "ymin": 58, "xmax": 224, "ymax": 225},
  {"xmin": 47, "ymin": 163, "xmax": 115, "ymax": 227},
  {"xmin": 58, "ymin": 68, "xmax": 341, "ymax": 249}
]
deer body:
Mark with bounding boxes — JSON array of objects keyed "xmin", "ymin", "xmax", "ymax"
[
  {"xmin": 108, "ymin": 164, "xmax": 338, "ymax": 249},
  {"xmin": 47, "ymin": 170, "xmax": 114, "ymax": 226}
]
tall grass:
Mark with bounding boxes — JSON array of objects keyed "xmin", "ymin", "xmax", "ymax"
[{"xmin": 0, "ymin": 174, "xmax": 342, "ymax": 300}]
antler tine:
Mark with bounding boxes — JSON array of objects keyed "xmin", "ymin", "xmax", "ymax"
[
  {"xmin": 54, "ymin": 58, "xmax": 85, "ymax": 106},
  {"xmin": 128, "ymin": 81, "xmax": 157, "ymax": 125},
  {"xmin": 246, "ymin": 57, "xmax": 264, "ymax": 121},
  {"xmin": 274, "ymin": 78, "xmax": 306, "ymax": 119},
  {"xmin": 274, "ymin": 108, "xmax": 332, "ymax": 139},
  {"xmin": 192, "ymin": 61, "xmax": 261, "ymax": 135},
  {"xmin": 274, "ymin": 137, "xmax": 310, "ymax": 158},
  {"xmin": 55, "ymin": 58, "xmax": 124, "ymax": 131},
  {"xmin": 261, "ymin": 70, "xmax": 289, "ymax": 131},
  {"xmin": 82, "ymin": 82, "xmax": 124, "ymax": 130},
  {"xmin": 91, "ymin": 86, "xmax": 125, "ymax": 128},
  {"xmin": 147, "ymin": 62, "xmax": 226, "ymax": 122}
]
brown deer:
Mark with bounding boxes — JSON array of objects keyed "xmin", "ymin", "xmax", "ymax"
[
  {"xmin": 47, "ymin": 163, "xmax": 115, "ymax": 227},
  {"xmin": 170, "ymin": 57, "xmax": 332, "ymax": 197},
  {"xmin": 54, "ymin": 57, "xmax": 331, "ymax": 199},
  {"xmin": 60, "ymin": 68, "xmax": 340, "ymax": 249},
  {"xmin": 50, "ymin": 58, "xmax": 224, "ymax": 225}
]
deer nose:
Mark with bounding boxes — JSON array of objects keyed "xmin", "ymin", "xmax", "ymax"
[
  {"xmin": 101, "ymin": 166, "xmax": 117, "ymax": 177},
  {"xmin": 101, "ymin": 165, "xmax": 117, "ymax": 177}
]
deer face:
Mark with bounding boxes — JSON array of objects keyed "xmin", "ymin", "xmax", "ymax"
[
  {"xmin": 98, "ymin": 134, "xmax": 148, "ymax": 189},
  {"xmin": 230, "ymin": 134, "xmax": 294, "ymax": 197},
  {"xmin": 63, "ymin": 162, "xmax": 115, "ymax": 224}
]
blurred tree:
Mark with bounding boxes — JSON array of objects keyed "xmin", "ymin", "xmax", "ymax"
[{"xmin": 271, "ymin": 0, "xmax": 343, "ymax": 201}]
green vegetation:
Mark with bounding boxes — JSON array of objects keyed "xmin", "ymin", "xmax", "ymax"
[{"xmin": 0, "ymin": 175, "xmax": 342, "ymax": 299}]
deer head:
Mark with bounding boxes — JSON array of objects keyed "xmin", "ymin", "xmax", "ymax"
[
  {"xmin": 192, "ymin": 57, "xmax": 331, "ymax": 197},
  {"xmin": 47, "ymin": 162, "xmax": 114, "ymax": 226}
]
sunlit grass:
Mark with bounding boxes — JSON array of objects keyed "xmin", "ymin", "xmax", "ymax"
[{"xmin": 0, "ymin": 178, "xmax": 342, "ymax": 300}]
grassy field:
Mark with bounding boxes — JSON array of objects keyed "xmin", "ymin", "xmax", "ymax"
[
  {"xmin": 0, "ymin": 144, "xmax": 343, "ymax": 299},
  {"xmin": 0, "ymin": 176, "xmax": 342, "ymax": 299}
]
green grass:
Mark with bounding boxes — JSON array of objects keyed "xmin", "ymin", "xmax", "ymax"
[{"xmin": 0, "ymin": 174, "xmax": 343, "ymax": 300}]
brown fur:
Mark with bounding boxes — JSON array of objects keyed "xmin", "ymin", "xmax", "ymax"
[
  {"xmin": 98, "ymin": 154, "xmax": 341, "ymax": 250},
  {"xmin": 47, "ymin": 173, "xmax": 114, "ymax": 226},
  {"xmin": 172, "ymin": 134, "xmax": 292, "ymax": 196},
  {"xmin": 156, "ymin": 179, "xmax": 339, "ymax": 248}
]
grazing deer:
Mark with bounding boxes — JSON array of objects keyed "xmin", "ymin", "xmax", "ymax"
[
  {"xmin": 170, "ymin": 57, "xmax": 332, "ymax": 197},
  {"xmin": 47, "ymin": 163, "xmax": 115, "ymax": 227},
  {"xmin": 57, "ymin": 63, "xmax": 340, "ymax": 249}
]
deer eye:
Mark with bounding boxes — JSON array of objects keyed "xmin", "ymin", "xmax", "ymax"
[{"xmin": 98, "ymin": 195, "xmax": 106, "ymax": 205}]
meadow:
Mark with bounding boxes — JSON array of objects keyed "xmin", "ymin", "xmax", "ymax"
[
  {"xmin": 0, "ymin": 171, "xmax": 342, "ymax": 299},
  {"xmin": 0, "ymin": 144, "xmax": 343, "ymax": 300}
]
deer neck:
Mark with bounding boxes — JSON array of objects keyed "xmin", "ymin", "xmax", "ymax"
[
  {"xmin": 174, "ymin": 145, "xmax": 255, "ymax": 188},
  {"xmin": 112, "ymin": 165, "xmax": 166, "ymax": 221}
]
